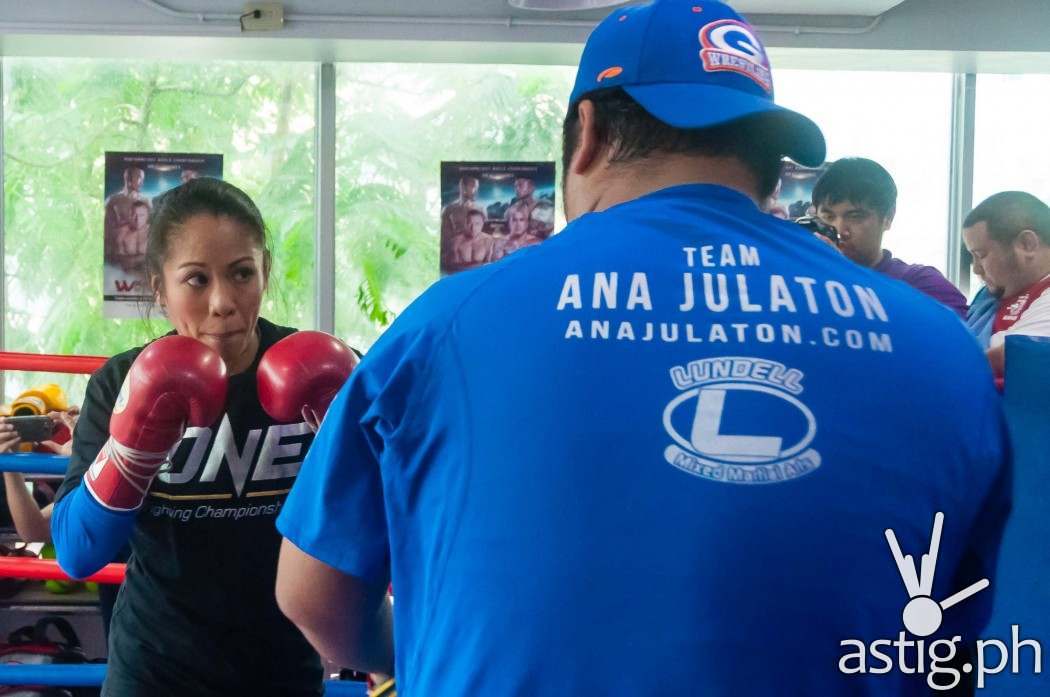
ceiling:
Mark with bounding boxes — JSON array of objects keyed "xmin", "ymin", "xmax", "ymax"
[
  {"xmin": 729, "ymin": 0, "xmax": 906, "ymax": 13},
  {"xmin": 3, "ymin": 0, "xmax": 1049, "ymax": 71},
  {"xmin": 508, "ymin": 0, "xmax": 906, "ymax": 12},
  {"xmin": 104, "ymin": 0, "xmax": 911, "ymax": 21}
]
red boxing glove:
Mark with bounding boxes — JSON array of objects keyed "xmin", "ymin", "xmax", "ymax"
[
  {"xmin": 85, "ymin": 336, "xmax": 228, "ymax": 512},
  {"xmin": 257, "ymin": 331, "xmax": 357, "ymax": 424}
]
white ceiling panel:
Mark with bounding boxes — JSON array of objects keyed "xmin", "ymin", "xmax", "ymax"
[
  {"xmin": 17, "ymin": 1, "xmax": 909, "ymax": 22},
  {"xmin": 729, "ymin": 0, "xmax": 907, "ymax": 14}
]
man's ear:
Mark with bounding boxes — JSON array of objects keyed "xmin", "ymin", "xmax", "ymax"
[
  {"xmin": 882, "ymin": 206, "xmax": 896, "ymax": 231},
  {"xmin": 1016, "ymin": 229, "xmax": 1042, "ymax": 255},
  {"xmin": 569, "ymin": 99, "xmax": 604, "ymax": 177}
]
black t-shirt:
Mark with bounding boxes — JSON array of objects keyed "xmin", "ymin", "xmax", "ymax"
[{"xmin": 56, "ymin": 318, "xmax": 324, "ymax": 697}]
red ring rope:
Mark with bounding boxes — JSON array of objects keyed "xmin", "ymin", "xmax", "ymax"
[
  {"xmin": 0, "ymin": 351, "xmax": 107, "ymax": 375},
  {"xmin": 0, "ymin": 557, "xmax": 125, "ymax": 584},
  {"xmin": 0, "ymin": 354, "xmax": 121, "ymax": 584}
]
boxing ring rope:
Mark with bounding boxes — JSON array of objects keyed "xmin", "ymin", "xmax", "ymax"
[
  {"xmin": 0, "ymin": 664, "xmax": 368, "ymax": 694},
  {"xmin": 0, "ymin": 351, "xmax": 117, "ymax": 581},
  {"xmin": 0, "ymin": 558, "xmax": 124, "ymax": 585},
  {"xmin": 0, "ymin": 350, "xmax": 103, "ymax": 478},
  {"xmin": 0, "ymin": 351, "xmax": 107, "ymax": 375},
  {"xmin": 0, "ymin": 351, "xmax": 368, "ymax": 694},
  {"xmin": 0, "ymin": 349, "xmax": 104, "ymax": 480},
  {"xmin": 0, "ymin": 452, "xmax": 68, "ymax": 475},
  {"xmin": 0, "ymin": 350, "xmax": 110, "ymax": 568},
  {"xmin": 0, "ymin": 460, "xmax": 367, "ymax": 697}
]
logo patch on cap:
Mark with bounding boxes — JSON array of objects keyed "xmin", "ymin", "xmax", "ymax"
[
  {"xmin": 698, "ymin": 19, "xmax": 772, "ymax": 93},
  {"xmin": 597, "ymin": 66, "xmax": 624, "ymax": 82}
]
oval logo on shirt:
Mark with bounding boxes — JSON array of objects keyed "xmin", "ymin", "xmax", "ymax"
[{"xmin": 662, "ymin": 356, "xmax": 821, "ymax": 485}]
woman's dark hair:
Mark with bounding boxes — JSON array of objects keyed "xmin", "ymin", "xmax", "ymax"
[
  {"xmin": 145, "ymin": 177, "xmax": 272, "ymax": 295},
  {"xmin": 561, "ymin": 87, "xmax": 786, "ymax": 200}
]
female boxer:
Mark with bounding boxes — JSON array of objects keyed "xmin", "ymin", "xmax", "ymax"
[{"xmin": 52, "ymin": 178, "xmax": 356, "ymax": 697}]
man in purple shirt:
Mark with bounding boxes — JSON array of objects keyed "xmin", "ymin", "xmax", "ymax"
[{"xmin": 814, "ymin": 158, "xmax": 968, "ymax": 317}]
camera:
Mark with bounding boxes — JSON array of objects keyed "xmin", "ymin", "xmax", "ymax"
[{"xmin": 795, "ymin": 215, "xmax": 840, "ymax": 245}]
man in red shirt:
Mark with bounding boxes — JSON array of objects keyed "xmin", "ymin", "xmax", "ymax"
[{"xmin": 962, "ymin": 191, "xmax": 1050, "ymax": 383}]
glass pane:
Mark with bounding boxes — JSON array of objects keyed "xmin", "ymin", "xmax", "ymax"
[
  {"xmin": 974, "ymin": 74, "xmax": 1050, "ymax": 204},
  {"xmin": 774, "ymin": 69, "xmax": 954, "ymax": 274},
  {"xmin": 3, "ymin": 59, "xmax": 316, "ymax": 403},
  {"xmin": 334, "ymin": 63, "xmax": 576, "ymax": 350}
]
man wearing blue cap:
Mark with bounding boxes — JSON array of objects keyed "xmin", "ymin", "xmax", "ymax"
[{"xmin": 275, "ymin": 2, "xmax": 1009, "ymax": 695}]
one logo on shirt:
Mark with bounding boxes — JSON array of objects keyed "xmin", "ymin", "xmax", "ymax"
[
  {"xmin": 151, "ymin": 414, "xmax": 312, "ymax": 500},
  {"xmin": 885, "ymin": 511, "xmax": 990, "ymax": 637},
  {"xmin": 662, "ymin": 356, "xmax": 820, "ymax": 485},
  {"xmin": 698, "ymin": 19, "xmax": 772, "ymax": 93}
]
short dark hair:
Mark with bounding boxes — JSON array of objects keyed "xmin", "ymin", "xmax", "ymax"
[
  {"xmin": 812, "ymin": 158, "xmax": 897, "ymax": 219},
  {"xmin": 561, "ymin": 88, "xmax": 786, "ymax": 200},
  {"xmin": 964, "ymin": 191, "xmax": 1050, "ymax": 246},
  {"xmin": 146, "ymin": 177, "xmax": 272, "ymax": 289}
]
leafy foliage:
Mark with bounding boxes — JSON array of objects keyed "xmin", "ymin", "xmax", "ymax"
[
  {"xmin": 1, "ymin": 59, "xmax": 574, "ymax": 402},
  {"xmin": 2, "ymin": 59, "xmax": 315, "ymax": 402},
  {"xmin": 334, "ymin": 63, "xmax": 574, "ymax": 348}
]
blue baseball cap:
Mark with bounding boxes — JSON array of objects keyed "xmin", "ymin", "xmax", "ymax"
[{"xmin": 568, "ymin": 0, "xmax": 826, "ymax": 167}]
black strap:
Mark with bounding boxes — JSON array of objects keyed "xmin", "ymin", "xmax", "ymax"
[
  {"xmin": 7, "ymin": 623, "xmax": 37, "ymax": 644},
  {"xmin": 32, "ymin": 617, "xmax": 81, "ymax": 650}
]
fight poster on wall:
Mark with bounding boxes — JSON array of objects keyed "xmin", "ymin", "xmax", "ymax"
[
  {"xmin": 767, "ymin": 162, "xmax": 830, "ymax": 221},
  {"xmin": 439, "ymin": 161, "xmax": 556, "ymax": 276},
  {"xmin": 103, "ymin": 152, "xmax": 223, "ymax": 318}
]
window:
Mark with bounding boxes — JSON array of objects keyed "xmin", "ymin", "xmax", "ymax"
[
  {"xmin": 334, "ymin": 63, "xmax": 575, "ymax": 350},
  {"xmin": 774, "ymin": 69, "xmax": 954, "ymax": 274},
  {"xmin": 2, "ymin": 59, "xmax": 315, "ymax": 401},
  {"xmin": 973, "ymin": 74, "xmax": 1050, "ymax": 205},
  {"xmin": 0, "ymin": 57, "xmax": 987, "ymax": 401}
]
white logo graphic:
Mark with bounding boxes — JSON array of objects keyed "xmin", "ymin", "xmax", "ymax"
[
  {"xmin": 88, "ymin": 449, "xmax": 106, "ymax": 480},
  {"xmin": 698, "ymin": 19, "xmax": 772, "ymax": 92},
  {"xmin": 156, "ymin": 415, "xmax": 310, "ymax": 496},
  {"xmin": 662, "ymin": 357, "xmax": 820, "ymax": 485},
  {"xmin": 113, "ymin": 374, "xmax": 132, "ymax": 414},
  {"xmin": 1002, "ymin": 293, "xmax": 1029, "ymax": 322},
  {"xmin": 885, "ymin": 511, "xmax": 990, "ymax": 637}
]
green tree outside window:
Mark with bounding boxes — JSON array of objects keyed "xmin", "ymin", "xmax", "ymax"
[
  {"xmin": 2, "ymin": 59, "xmax": 315, "ymax": 403},
  {"xmin": 334, "ymin": 63, "xmax": 574, "ymax": 349}
]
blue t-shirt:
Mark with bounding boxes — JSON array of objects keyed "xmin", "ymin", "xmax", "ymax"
[
  {"xmin": 967, "ymin": 285, "xmax": 998, "ymax": 349},
  {"xmin": 279, "ymin": 185, "xmax": 1009, "ymax": 696}
]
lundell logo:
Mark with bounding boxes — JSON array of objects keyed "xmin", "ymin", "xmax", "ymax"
[
  {"xmin": 662, "ymin": 357, "xmax": 820, "ymax": 485},
  {"xmin": 886, "ymin": 511, "xmax": 990, "ymax": 637}
]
